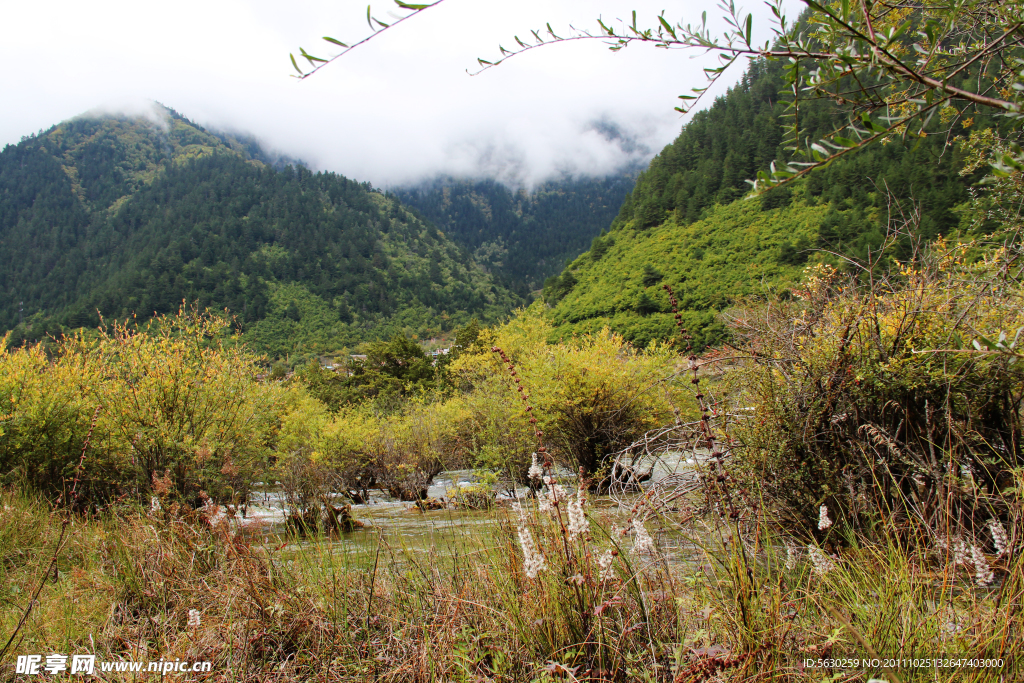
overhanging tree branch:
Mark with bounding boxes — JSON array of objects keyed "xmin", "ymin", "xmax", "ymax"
[{"xmin": 290, "ymin": 0, "xmax": 1024, "ymax": 189}]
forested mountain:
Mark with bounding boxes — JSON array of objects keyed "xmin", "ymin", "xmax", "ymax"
[
  {"xmin": 393, "ymin": 171, "xmax": 637, "ymax": 296},
  {"xmin": 0, "ymin": 108, "xmax": 519, "ymax": 356},
  {"xmin": 544, "ymin": 57, "xmax": 1001, "ymax": 347}
]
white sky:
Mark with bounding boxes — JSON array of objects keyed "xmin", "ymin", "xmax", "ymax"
[{"xmin": 0, "ymin": 0, "xmax": 795, "ymax": 188}]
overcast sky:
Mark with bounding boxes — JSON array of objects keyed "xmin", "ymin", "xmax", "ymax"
[{"xmin": 1, "ymin": 0, "xmax": 795, "ymax": 188}]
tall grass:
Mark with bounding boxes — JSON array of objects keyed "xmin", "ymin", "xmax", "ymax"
[{"xmin": 0, "ymin": 485, "xmax": 1020, "ymax": 681}]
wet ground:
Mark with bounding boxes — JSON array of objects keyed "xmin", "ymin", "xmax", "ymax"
[{"xmin": 242, "ymin": 452, "xmax": 703, "ymax": 561}]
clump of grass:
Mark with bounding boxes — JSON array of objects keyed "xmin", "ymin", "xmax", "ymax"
[{"xmin": 0, "ymin": 483, "xmax": 1021, "ymax": 681}]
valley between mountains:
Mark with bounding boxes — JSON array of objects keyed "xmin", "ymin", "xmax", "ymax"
[{"xmin": 2, "ymin": 19, "xmax": 1023, "ymax": 677}]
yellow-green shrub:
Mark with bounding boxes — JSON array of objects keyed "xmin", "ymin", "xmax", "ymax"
[
  {"xmin": 452, "ymin": 305, "xmax": 687, "ymax": 485},
  {"xmin": 317, "ymin": 398, "xmax": 476, "ymax": 501},
  {"xmin": 0, "ymin": 308, "xmax": 288, "ymax": 507},
  {"xmin": 726, "ymin": 242, "xmax": 1024, "ymax": 540},
  {"xmin": 311, "ymin": 307, "xmax": 686, "ymax": 499}
]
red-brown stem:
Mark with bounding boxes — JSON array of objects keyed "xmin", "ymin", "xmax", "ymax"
[
  {"xmin": 492, "ymin": 346, "xmax": 547, "ymax": 465},
  {"xmin": 662, "ymin": 286, "xmax": 737, "ymax": 518}
]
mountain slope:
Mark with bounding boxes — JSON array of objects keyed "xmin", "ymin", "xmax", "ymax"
[
  {"xmin": 0, "ymin": 108, "xmax": 519, "ymax": 355},
  {"xmin": 547, "ymin": 196, "xmax": 828, "ymax": 348},
  {"xmin": 393, "ymin": 172, "xmax": 637, "ymax": 296},
  {"xmin": 547, "ymin": 56, "xmax": 998, "ymax": 348}
]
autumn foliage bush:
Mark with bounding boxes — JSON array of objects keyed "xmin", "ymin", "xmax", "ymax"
[
  {"xmin": 442, "ymin": 306, "xmax": 685, "ymax": 488},
  {"xmin": 725, "ymin": 237, "xmax": 1024, "ymax": 547},
  {"xmin": 287, "ymin": 306, "xmax": 688, "ymax": 502},
  {"xmin": 0, "ymin": 308, "xmax": 288, "ymax": 509}
]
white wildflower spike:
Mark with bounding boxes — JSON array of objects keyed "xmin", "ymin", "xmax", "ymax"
[
  {"xmin": 538, "ymin": 475, "xmax": 566, "ymax": 516},
  {"xmin": 807, "ymin": 544, "xmax": 836, "ymax": 576},
  {"xmin": 953, "ymin": 538, "xmax": 968, "ymax": 566},
  {"xmin": 551, "ymin": 484, "xmax": 566, "ymax": 503},
  {"xmin": 597, "ymin": 549, "xmax": 616, "ymax": 581},
  {"xmin": 565, "ymin": 497, "xmax": 589, "ymax": 540},
  {"xmin": 971, "ymin": 545, "xmax": 994, "ymax": 586},
  {"xmin": 150, "ymin": 496, "xmax": 161, "ymax": 514},
  {"xmin": 631, "ymin": 519, "xmax": 656, "ymax": 556},
  {"xmin": 784, "ymin": 541, "xmax": 799, "ymax": 570},
  {"xmin": 567, "ymin": 490, "xmax": 587, "ymax": 540},
  {"xmin": 517, "ymin": 523, "xmax": 546, "ymax": 579},
  {"xmin": 989, "ymin": 519, "xmax": 1009, "ymax": 557},
  {"xmin": 537, "ymin": 490, "xmax": 552, "ymax": 513},
  {"xmin": 187, "ymin": 609, "xmax": 201, "ymax": 627},
  {"xmin": 528, "ymin": 453, "xmax": 543, "ymax": 483},
  {"xmin": 817, "ymin": 504, "xmax": 832, "ymax": 531}
]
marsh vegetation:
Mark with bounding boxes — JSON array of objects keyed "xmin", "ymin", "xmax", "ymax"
[{"xmin": 2, "ymin": 215, "xmax": 1022, "ymax": 680}]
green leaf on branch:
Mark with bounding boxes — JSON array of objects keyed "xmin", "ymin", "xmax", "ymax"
[
  {"xmin": 658, "ymin": 15, "xmax": 677, "ymax": 39},
  {"xmin": 299, "ymin": 48, "xmax": 327, "ymax": 65}
]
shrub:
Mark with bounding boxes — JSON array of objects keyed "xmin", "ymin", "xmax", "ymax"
[
  {"xmin": 452, "ymin": 307, "xmax": 686, "ymax": 487},
  {"xmin": 319, "ymin": 398, "xmax": 476, "ymax": 502},
  {"xmin": 274, "ymin": 391, "xmax": 341, "ymax": 516},
  {"xmin": 0, "ymin": 307, "xmax": 288, "ymax": 508},
  {"xmin": 724, "ymin": 239, "xmax": 1024, "ymax": 543}
]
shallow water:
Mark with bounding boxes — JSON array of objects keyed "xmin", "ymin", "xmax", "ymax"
[{"xmin": 245, "ymin": 453, "xmax": 703, "ymax": 560}]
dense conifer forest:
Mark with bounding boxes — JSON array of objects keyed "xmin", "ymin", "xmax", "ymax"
[
  {"xmin": 0, "ymin": 109, "xmax": 520, "ymax": 355},
  {"xmin": 1, "ymin": 58, "xmax": 1011, "ymax": 357},
  {"xmin": 393, "ymin": 172, "xmax": 637, "ymax": 296}
]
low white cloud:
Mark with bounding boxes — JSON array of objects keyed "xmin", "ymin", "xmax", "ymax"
[
  {"xmin": 0, "ymin": 0, "xmax": 797, "ymax": 188},
  {"xmin": 77, "ymin": 101, "xmax": 172, "ymax": 132}
]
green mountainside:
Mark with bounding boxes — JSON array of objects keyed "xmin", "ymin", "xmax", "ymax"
[
  {"xmin": 0, "ymin": 108, "xmax": 519, "ymax": 356},
  {"xmin": 392, "ymin": 172, "xmax": 637, "ymax": 296},
  {"xmin": 547, "ymin": 197, "xmax": 828, "ymax": 348},
  {"xmin": 545, "ymin": 57, "xmax": 997, "ymax": 347}
]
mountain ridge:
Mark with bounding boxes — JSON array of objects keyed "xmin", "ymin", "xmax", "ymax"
[
  {"xmin": 0, "ymin": 106, "xmax": 520, "ymax": 356},
  {"xmin": 392, "ymin": 169, "xmax": 639, "ymax": 296},
  {"xmin": 542, "ymin": 56, "xmax": 1000, "ymax": 348}
]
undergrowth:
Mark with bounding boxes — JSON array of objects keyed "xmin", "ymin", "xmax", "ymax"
[{"xmin": 0, "ymin": 484, "xmax": 1020, "ymax": 682}]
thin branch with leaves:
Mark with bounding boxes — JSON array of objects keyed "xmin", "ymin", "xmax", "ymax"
[{"xmin": 291, "ymin": 0, "xmax": 1024, "ymax": 189}]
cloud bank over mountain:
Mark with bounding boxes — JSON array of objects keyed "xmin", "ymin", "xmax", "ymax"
[{"xmin": 0, "ymin": 0, "xmax": 792, "ymax": 187}]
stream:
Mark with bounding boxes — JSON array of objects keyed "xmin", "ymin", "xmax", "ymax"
[{"xmin": 242, "ymin": 453, "xmax": 703, "ymax": 560}]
